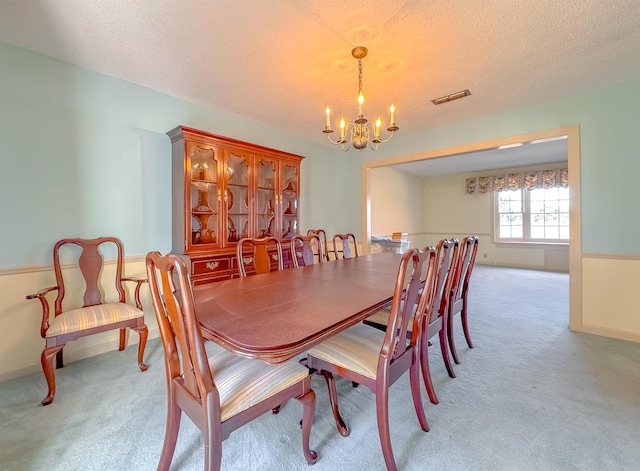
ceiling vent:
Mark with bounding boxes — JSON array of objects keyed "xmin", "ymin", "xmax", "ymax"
[{"xmin": 431, "ymin": 89, "xmax": 471, "ymax": 105}]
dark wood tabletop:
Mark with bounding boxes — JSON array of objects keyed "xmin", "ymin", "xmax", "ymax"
[{"xmin": 193, "ymin": 252, "xmax": 403, "ymax": 363}]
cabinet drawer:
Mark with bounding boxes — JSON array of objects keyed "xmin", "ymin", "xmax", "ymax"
[
  {"xmin": 192, "ymin": 273, "xmax": 232, "ymax": 286},
  {"xmin": 192, "ymin": 257, "xmax": 231, "ymax": 276}
]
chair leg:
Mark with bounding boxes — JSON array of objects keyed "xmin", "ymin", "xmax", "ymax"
[
  {"xmin": 439, "ymin": 323, "xmax": 456, "ymax": 378},
  {"xmin": 133, "ymin": 325, "xmax": 149, "ymax": 371},
  {"xmin": 201, "ymin": 391, "xmax": 224, "ymax": 471},
  {"xmin": 419, "ymin": 338, "xmax": 439, "ymax": 405},
  {"xmin": 297, "ymin": 389, "xmax": 318, "ymax": 465},
  {"xmin": 41, "ymin": 345, "xmax": 64, "ymax": 406},
  {"xmin": 55, "ymin": 348, "xmax": 64, "ymax": 369},
  {"xmin": 202, "ymin": 417, "xmax": 222, "ymax": 471},
  {"xmin": 157, "ymin": 386, "xmax": 183, "ymax": 471},
  {"xmin": 448, "ymin": 309, "xmax": 461, "ymax": 365},
  {"xmin": 409, "ymin": 355, "xmax": 429, "ymax": 432},
  {"xmin": 375, "ymin": 381, "xmax": 397, "ymax": 471},
  {"xmin": 321, "ymin": 370, "xmax": 350, "ymax": 437},
  {"xmin": 461, "ymin": 299, "xmax": 474, "ymax": 348},
  {"xmin": 118, "ymin": 328, "xmax": 127, "ymax": 351}
]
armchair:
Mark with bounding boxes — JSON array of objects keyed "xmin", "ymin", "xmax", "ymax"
[{"xmin": 25, "ymin": 237, "xmax": 148, "ymax": 405}]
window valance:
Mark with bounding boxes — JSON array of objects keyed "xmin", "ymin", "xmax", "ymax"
[{"xmin": 465, "ymin": 168, "xmax": 568, "ymax": 194}]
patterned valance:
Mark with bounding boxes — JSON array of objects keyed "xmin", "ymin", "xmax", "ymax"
[{"xmin": 465, "ymin": 168, "xmax": 568, "ymax": 194}]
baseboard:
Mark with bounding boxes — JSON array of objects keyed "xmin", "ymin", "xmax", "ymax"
[
  {"xmin": 580, "ymin": 324, "xmax": 640, "ymax": 343},
  {"xmin": 475, "ymin": 260, "xmax": 568, "ymax": 272},
  {"xmin": 0, "ymin": 327, "xmax": 160, "ymax": 383}
]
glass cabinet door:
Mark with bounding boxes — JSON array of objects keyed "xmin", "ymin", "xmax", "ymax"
[
  {"xmin": 189, "ymin": 145, "xmax": 220, "ymax": 248},
  {"xmin": 224, "ymin": 151, "xmax": 250, "ymax": 245},
  {"xmin": 256, "ymin": 158, "xmax": 277, "ymax": 238},
  {"xmin": 280, "ymin": 162, "xmax": 299, "ymax": 240}
]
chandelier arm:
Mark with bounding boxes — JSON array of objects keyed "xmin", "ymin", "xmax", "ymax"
[
  {"xmin": 326, "ymin": 133, "xmax": 342, "ymax": 145},
  {"xmin": 326, "ymin": 123, "xmax": 354, "ymax": 150},
  {"xmin": 374, "ymin": 130, "xmax": 397, "ymax": 144}
]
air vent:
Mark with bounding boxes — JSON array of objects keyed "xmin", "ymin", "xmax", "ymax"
[{"xmin": 431, "ymin": 89, "xmax": 471, "ymax": 105}]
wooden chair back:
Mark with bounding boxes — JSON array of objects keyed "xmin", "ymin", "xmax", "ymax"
[
  {"xmin": 147, "ymin": 251, "xmax": 211, "ymax": 401},
  {"xmin": 146, "ymin": 251, "xmax": 317, "ymax": 470},
  {"xmin": 384, "ymin": 248, "xmax": 438, "ymax": 364},
  {"xmin": 307, "ymin": 228, "xmax": 330, "ymax": 262},
  {"xmin": 447, "ymin": 235, "xmax": 480, "ymax": 362},
  {"xmin": 433, "ymin": 238, "xmax": 460, "ymax": 320},
  {"xmin": 420, "ymin": 238, "xmax": 460, "ymax": 385},
  {"xmin": 51, "ymin": 237, "xmax": 128, "ymax": 314},
  {"xmin": 291, "ymin": 234, "xmax": 323, "ymax": 267},
  {"xmin": 451, "ymin": 236, "xmax": 479, "ymax": 305},
  {"xmin": 236, "ymin": 236, "xmax": 283, "ymax": 277},
  {"xmin": 332, "ymin": 233, "xmax": 359, "ymax": 259}
]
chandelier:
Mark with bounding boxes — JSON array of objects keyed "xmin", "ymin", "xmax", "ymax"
[{"xmin": 323, "ymin": 46, "xmax": 398, "ymax": 151}]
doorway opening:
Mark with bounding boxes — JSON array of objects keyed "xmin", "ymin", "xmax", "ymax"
[{"xmin": 361, "ymin": 125, "xmax": 581, "ymax": 331}]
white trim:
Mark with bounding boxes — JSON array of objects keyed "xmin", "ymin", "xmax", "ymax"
[
  {"xmin": 581, "ymin": 324, "xmax": 640, "ymax": 343},
  {"xmin": 475, "ymin": 260, "xmax": 569, "ymax": 272},
  {"xmin": 362, "ymin": 125, "xmax": 582, "ymax": 333},
  {"xmin": 0, "ymin": 255, "xmax": 147, "ymax": 277},
  {"xmin": 414, "ymin": 231, "xmax": 492, "ymax": 237},
  {"xmin": 582, "ymin": 253, "xmax": 640, "ymax": 261}
]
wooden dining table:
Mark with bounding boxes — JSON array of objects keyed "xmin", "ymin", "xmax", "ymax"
[{"xmin": 193, "ymin": 252, "xmax": 404, "ymax": 363}]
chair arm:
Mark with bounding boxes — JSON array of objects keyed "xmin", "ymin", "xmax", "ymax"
[
  {"xmin": 122, "ymin": 277, "xmax": 148, "ymax": 310},
  {"xmin": 25, "ymin": 286, "xmax": 59, "ymax": 338}
]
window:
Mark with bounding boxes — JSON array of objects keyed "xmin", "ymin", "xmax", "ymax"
[{"xmin": 495, "ymin": 187, "xmax": 569, "ymax": 242}]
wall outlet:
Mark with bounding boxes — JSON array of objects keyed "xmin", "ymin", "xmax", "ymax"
[{"xmin": 483, "ymin": 253, "xmax": 487, "ymax": 258}]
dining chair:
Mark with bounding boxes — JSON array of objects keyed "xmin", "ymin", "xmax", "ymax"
[
  {"xmin": 25, "ymin": 237, "xmax": 148, "ymax": 405},
  {"xmin": 364, "ymin": 238, "xmax": 459, "ymax": 405},
  {"xmin": 332, "ymin": 233, "xmax": 359, "ymax": 259},
  {"xmin": 291, "ymin": 233, "xmax": 324, "ymax": 267},
  {"xmin": 145, "ymin": 251, "xmax": 317, "ymax": 471},
  {"xmin": 447, "ymin": 235, "xmax": 479, "ymax": 363},
  {"xmin": 236, "ymin": 236, "xmax": 283, "ymax": 277},
  {"xmin": 306, "ymin": 247, "xmax": 438, "ymax": 471},
  {"xmin": 307, "ymin": 229, "xmax": 330, "ymax": 262}
]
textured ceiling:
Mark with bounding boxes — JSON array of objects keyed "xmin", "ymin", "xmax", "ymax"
[{"xmin": 1, "ymin": 0, "xmax": 639, "ymax": 169}]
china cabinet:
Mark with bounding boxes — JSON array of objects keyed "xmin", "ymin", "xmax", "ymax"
[{"xmin": 167, "ymin": 126, "xmax": 303, "ymax": 284}]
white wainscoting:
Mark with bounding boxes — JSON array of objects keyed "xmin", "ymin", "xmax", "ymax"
[{"xmin": 0, "ymin": 258, "xmax": 160, "ymax": 382}]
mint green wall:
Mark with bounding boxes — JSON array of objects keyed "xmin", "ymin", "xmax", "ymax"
[
  {"xmin": 2, "ymin": 40, "xmax": 639, "ymax": 267},
  {"xmin": 0, "ymin": 42, "xmax": 339, "ymax": 268},
  {"xmin": 357, "ymin": 79, "xmax": 640, "ymax": 255}
]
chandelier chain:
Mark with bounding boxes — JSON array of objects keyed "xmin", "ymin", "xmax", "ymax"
[{"xmin": 358, "ymin": 58, "xmax": 364, "ymax": 98}]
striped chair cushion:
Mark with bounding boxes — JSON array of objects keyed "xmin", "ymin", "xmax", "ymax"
[
  {"xmin": 207, "ymin": 343, "xmax": 310, "ymax": 422},
  {"xmin": 366, "ymin": 299, "xmax": 418, "ymax": 331},
  {"xmin": 46, "ymin": 303, "xmax": 143, "ymax": 337},
  {"xmin": 366, "ymin": 308, "xmax": 393, "ymax": 328},
  {"xmin": 307, "ymin": 323, "xmax": 386, "ymax": 380}
]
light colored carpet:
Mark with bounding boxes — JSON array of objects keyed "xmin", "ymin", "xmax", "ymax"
[{"xmin": 1, "ymin": 266, "xmax": 639, "ymax": 470}]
